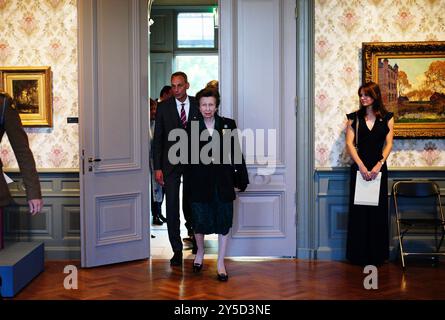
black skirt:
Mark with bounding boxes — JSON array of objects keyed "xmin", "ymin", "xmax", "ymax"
[{"xmin": 191, "ymin": 188, "xmax": 234, "ymax": 235}]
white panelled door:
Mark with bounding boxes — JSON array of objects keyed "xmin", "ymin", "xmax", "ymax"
[
  {"xmin": 78, "ymin": 0, "xmax": 150, "ymax": 267},
  {"xmin": 150, "ymin": 53, "xmax": 173, "ymax": 101},
  {"xmin": 220, "ymin": 0, "xmax": 297, "ymax": 256}
]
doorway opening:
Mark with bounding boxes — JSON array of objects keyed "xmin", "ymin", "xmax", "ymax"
[{"xmin": 149, "ymin": 3, "xmax": 219, "ymax": 259}]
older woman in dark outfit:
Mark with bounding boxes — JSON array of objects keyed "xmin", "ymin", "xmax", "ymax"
[
  {"xmin": 345, "ymin": 82, "xmax": 394, "ymax": 266},
  {"xmin": 0, "ymin": 93, "xmax": 43, "ymax": 249},
  {"xmin": 187, "ymin": 88, "xmax": 248, "ymax": 281}
]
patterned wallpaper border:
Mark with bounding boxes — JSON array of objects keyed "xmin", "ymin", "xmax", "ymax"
[
  {"xmin": 314, "ymin": 0, "xmax": 445, "ymax": 168},
  {"xmin": 1, "ymin": 0, "xmax": 444, "ymax": 170},
  {"xmin": 0, "ymin": 0, "xmax": 78, "ymax": 169}
]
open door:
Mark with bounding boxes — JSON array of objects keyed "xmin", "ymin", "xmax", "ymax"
[
  {"xmin": 220, "ymin": 0, "xmax": 297, "ymax": 256},
  {"xmin": 78, "ymin": 0, "xmax": 150, "ymax": 267}
]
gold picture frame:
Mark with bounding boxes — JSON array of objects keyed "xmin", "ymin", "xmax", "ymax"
[
  {"xmin": 0, "ymin": 66, "xmax": 52, "ymax": 127},
  {"xmin": 362, "ymin": 41, "xmax": 445, "ymax": 138}
]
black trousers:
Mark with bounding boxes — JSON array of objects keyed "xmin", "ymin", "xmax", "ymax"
[
  {"xmin": 164, "ymin": 169, "xmax": 193, "ymax": 252},
  {"xmin": 150, "ymin": 186, "xmax": 163, "ymax": 218}
]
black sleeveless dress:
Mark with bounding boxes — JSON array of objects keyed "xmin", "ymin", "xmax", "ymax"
[{"xmin": 346, "ymin": 111, "xmax": 393, "ymax": 266}]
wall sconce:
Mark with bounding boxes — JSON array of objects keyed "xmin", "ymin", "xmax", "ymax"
[
  {"xmin": 213, "ymin": 7, "xmax": 219, "ymax": 29},
  {"xmin": 148, "ymin": 0, "xmax": 155, "ymax": 34},
  {"xmin": 148, "ymin": 18, "xmax": 154, "ymax": 34}
]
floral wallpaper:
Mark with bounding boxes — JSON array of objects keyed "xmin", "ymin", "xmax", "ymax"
[
  {"xmin": 1, "ymin": 0, "xmax": 443, "ymax": 170},
  {"xmin": 314, "ymin": 0, "xmax": 445, "ymax": 168},
  {"xmin": 0, "ymin": 0, "xmax": 78, "ymax": 169}
]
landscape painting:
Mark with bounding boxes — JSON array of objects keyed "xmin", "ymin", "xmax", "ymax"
[{"xmin": 362, "ymin": 42, "xmax": 445, "ymax": 138}]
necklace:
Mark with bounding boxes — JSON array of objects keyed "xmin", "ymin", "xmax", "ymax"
[{"xmin": 204, "ymin": 117, "xmax": 215, "ymax": 129}]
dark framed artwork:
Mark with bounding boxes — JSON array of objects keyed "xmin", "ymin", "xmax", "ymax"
[
  {"xmin": 362, "ymin": 42, "xmax": 445, "ymax": 138},
  {"xmin": 0, "ymin": 66, "xmax": 52, "ymax": 127}
]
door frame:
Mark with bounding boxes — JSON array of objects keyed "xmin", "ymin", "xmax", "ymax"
[
  {"xmin": 77, "ymin": 0, "xmax": 315, "ymax": 263},
  {"xmin": 296, "ymin": 0, "xmax": 316, "ymax": 259},
  {"xmin": 78, "ymin": 0, "xmax": 150, "ymax": 267}
]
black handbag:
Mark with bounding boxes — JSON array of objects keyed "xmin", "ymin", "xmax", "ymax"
[
  {"xmin": 232, "ymin": 165, "xmax": 249, "ymax": 192},
  {"xmin": 222, "ymin": 116, "xmax": 249, "ymax": 191},
  {"xmin": 233, "ymin": 167, "xmax": 243, "ymax": 190}
]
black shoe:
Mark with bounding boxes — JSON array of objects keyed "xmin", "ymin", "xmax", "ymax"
[
  {"xmin": 170, "ymin": 251, "xmax": 183, "ymax": 266},
  {"xmin": 151, "ymin": 234, "xmax": 156, "ymax": 238},
  {"xmin": 217, "ymin": 272, "xmax": 229, "ymax": 281},
  {"xmin": 158, "ymin": 213, "xmax": 167, "ymax": 223},
  {"xmin": 152, "ymin": 216, "xmax": 163, "ymax": 226},
  {"xmin": 192, "ymin": 260, "xmax": 203, "ymax": 273},
  {"xmin": 183, "ymin": 237, "xmax": 193, "ymax": 243}
]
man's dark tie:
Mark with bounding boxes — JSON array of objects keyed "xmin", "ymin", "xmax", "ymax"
[{"xmin": 180, "ymin": 103, "xmax": 187, "ymax": 128}]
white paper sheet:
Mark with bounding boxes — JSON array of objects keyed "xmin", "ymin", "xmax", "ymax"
[
  {"xmin": 3, "ymin": 172, "xmax": 13, "ymax": 184},
  {"xmin": 353, "ymin": 171, "xmax": 382, "ymax": 206}
]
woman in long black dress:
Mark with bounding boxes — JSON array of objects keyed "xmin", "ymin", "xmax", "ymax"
[
  {"xmin": 345, "ymin": 82, "xmax": 394, "ymax": 266},
  {"xmin": 187, "ymin": 88, "xmax": 248, "ymax": 281}
]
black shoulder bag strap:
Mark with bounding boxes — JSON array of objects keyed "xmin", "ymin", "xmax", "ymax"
[
  {"xmin": 354, "ymin": 113, "xmax": 359, "ymax": 151},
  {"xmin": 0, "ymin": 96, "xmax": 7, "ymax": 128}
]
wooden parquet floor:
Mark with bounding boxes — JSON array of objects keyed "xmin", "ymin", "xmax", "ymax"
[{"xmin": 9, "ymin": 258, "xmax": 445, "ymax": 300}]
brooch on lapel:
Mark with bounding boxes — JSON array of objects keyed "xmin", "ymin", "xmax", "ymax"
[{"xmin": 222, "ymin": 124, "xmax": 229, "ymax": 135}]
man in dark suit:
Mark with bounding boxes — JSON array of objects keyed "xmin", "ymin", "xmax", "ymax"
[{"xmin": 153, "ymin": 72, "xmax": 199, "ymax": 266}]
